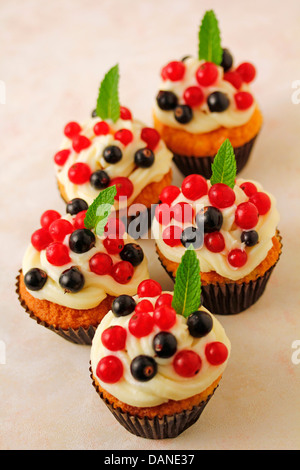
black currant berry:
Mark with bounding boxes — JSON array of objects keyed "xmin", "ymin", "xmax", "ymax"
[
  {"xmin": 91, "ymin": 109, "xmax": 98, "ymax": 118},
  {"xmin": 130, "ymin": 355, "xmax": 157, "ymax": 382},
  {"xmin": 174, "ymin": 105, "xmax": 193, "ymax": 124},
  {"xmin": 112, "ymin": 295, "xmax": 136, "ymax": 317},
  {"xmin": 134, "ymin": 148, "xmax": 155, "ymax": 168},
  {"xmin": 24, "ymin": 268, "xmax": 47, "ymax": 291},
  {"xmin": 187, "ymin": 311, "xmax": 213, "ymax": 338},
  {"xmin": 69, "ymin": 229, "xmax": 95, "ymax": 253},
  {"xmin": 221, "ymin": 48, "xmax": 233, "ymax": 72},
  {"xmin": 156, "ymin": 90, "xmax": 178, "ymax": 110},
  {"xmin": 120, "ymin": 243, "xmax": 144, "ymax": 267},
  {"xmin": 66, "ymin": 198, "xmax": 89, "ymax": 216},
  {"xmin": 153, "ymin": 332, "xmax": 177, "ymax": 358},
  {"xmin": 103, "ymin": 145, "xmax": 123, "ymax": 164},
  {"xmin": 241, "ymin": 230, "xmax": 259, "ymax": 247},
  {"xmin": 196, "ymin": 206, "xmax": 223, "ymax": 233},
  {"xmin": 59, "ymin": 267, "xmax": 85, "ymax": 293},
  {"xmin": 180, "ymin": 226, "xmax": 203, "ymax": 249},
  {"xmin": 90, "ymin": 170, "xmax": 110, "ymax": 190},
  {"xmin": 207, "ymin": 92, "xmax": 230, "ymax": 112}
]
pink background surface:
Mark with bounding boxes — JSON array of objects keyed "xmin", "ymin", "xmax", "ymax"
[{"xmin": 1, "ymin": 0, "xmax": 300, "ymax": 450}]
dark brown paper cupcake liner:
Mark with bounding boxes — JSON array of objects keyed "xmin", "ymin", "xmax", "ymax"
[
  {"xmin": 16, "ymin": 271, "xmax": 97, "ymax": 345},
  {"xmin": 172, "ymin": 134, "xmax": 258, "ymax": 178},
  {"xmin": 156, "ymin": 233, "xmax": 282, "ymax": 315},
  {"xmin": 90, "ymin": 367, "xmax": 217, "ymax": 439}
]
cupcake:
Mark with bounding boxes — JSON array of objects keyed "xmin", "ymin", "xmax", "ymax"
[
  {"xmin": 54, "ymin": 64, "xmax": 173, "ymax": 230},
  {"xmin": 90, "ymin": 247, "xmax": 231, "ymax": 439},
  {"xmin": 153, "ymin": 10, "xmax": 262, "ymax": 178},
  {"xmin": 152, "ymin": 139, "xmax": 282, "ymax": 315},
  {"xmin": 16, "ymin": 186, "xmax": 149, "ymax": 344}
]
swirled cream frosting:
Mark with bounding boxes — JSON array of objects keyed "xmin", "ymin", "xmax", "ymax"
[
  {"xmin": 55, "ymin": 115, "xmax": 173, "ymax": 209},
  {"xmin": 22, "ymin": 213, "xmax": 149, "ymax": 309},
  {"xmin": 90, "ymin": 292, "xmax": 230, "ymax": 407},
  {"xmin": 153, "ymin": 57, "xmax": 256, "ymax": 133},
  {"xmin": 152, "ymin": 178, "xmax": 280, "ymax": 281}
]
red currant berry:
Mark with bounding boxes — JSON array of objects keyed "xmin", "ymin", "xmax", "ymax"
[
  {"xmin": 68, "ymin": 162, "xmax": 91, "ymax": 184},
  {"xmin": 89, "ymin": 252, "xmax": 113, "ymax": 275},
  {"xmin": 196, "ymin": 62, "xmax": 218, "ymax": 87},
  {"xmin": 31, "ymin": 228, "xmax": 53, "ymax": 251},
  {"xmin": 173, "ymin": 350, "xmax": 202, "ymax": 377},
  {"xmin": 162, "ymin": 225, "xmax": 183, "ymax": 247},
  {"xmin": 40, "ymin": 210, "xmax": 61, "ymax": 229},
  {"xmin": 128, "ymin": 312, "xmax": 154, "ymax": 338},
  {"xmin": 159, "ymin": 185, "xmax": 180, "ymax": 206},
  {"xmin": 153, "ymin": 305, "xmax": 177, "ymax": 330},
  {"xmin": 204, "ymin": 231, "xmax": 225, "ymax": 253},
  {"xmin": 46, "ymin": 242, "xmax": 71, "ymax": 266},
  {"xmin": 120, "ymin": 106, "xmax": 132, "ymax": 120},
  {"xmin": 96, "ymin": 355, "xmax": 123, "ymax": 383},
  {"xmin": 114, "ymin": 129, "xmax": 133, "ymax": 146},
  {"xmin": 101, "ymin": 325, "xmax": 127, "ymax": 351},
  {"xmin": 228, "ymin": 249, "xmax": 247, "ymax": 268},
  {"xmin": 155, "ymin": 203, "xmax": 173, "ymax": 225},
  {"xmin": 109, "ymin": 177, "xmax": 133, "ymax": 200},
  {"xmin": 205, "ymin": 341, "xmax": 228, "ymax": 365},
  {"xmin": 54, "ymin": 149, "xmax": 70, "ymax": 166},
  {"xmin": 208, "ymin": 183, "xmax": 236, "ymax": 209},
  {"xmin": 135, "ymin": 299, "xmax": 154, "ymax": 314},
  {"xmin": 103, "ymin": 236, "xmax": 124, "ymax": 255},
  {"xmin": 137, "ymin": 279, "xmax": 162, "ymax": 298},
  {"xmin": 235, "ymin": 202, "xmax": 259, "ymax": 229},
  {"xmin": 155, "ymin": 293, "xmax": 173, "ymax": 309},
  {"xmin": 249, "ymin": 192, "xmax": 271, "ymax": 215},
  {"xmin": 104, "ymin": 217, "xmax": 126, "ymax": 238},
  {"xmin": 49, "ymin": 219, "xmax": 73, "ymax": 242},
  {"xmin": 161, "ymin": 65, "xmax": 168, "ymax": 80},
  {"xmin": 181, "ymin": 174, "xmax": 208, "ymax": 200},
  {"xmin": 64, "ymin": 121, "xmax": 81, "ymax": 139},
  {"xmin": 73, "ymin": 210, "xmax": 87, "ymax": 229},
  {"xmin": 240, "ymin": 181, "xmax": 257, "ymax": 197},
  {"xmin": 234, "ymin": 91, "xmax": 254, "ymax": 110},
  {"xmin": 223, "ymin": 71, "xmax": 242, "ymax": 90},
  {"xmin": 93, "ymin": 121, "xmax": 110, "ymax": 136},
  {"xmin": 183, "ymin": 86, "xmax": 204, "ymax": 107},
  {"xmin": 141, "ymin": 128, "xmax": 160, "ymax": 150},
  {"xmin": 72, "ymin": 134, "xmax": 91, "ymax": 153},
  {"xmin": 111, "ymin": 261, "xmax": 134, "ymax": 284},
  {"xmin": 171, "ymin": 202, "xmax": 194, "ymax": 224},
  {"xmin": 164, "ymin": 61, "xmax": 185, "ymax": 81},
  {"xmin": 236, "ymin": 62, "xmax": 256, "ymax": 83}
]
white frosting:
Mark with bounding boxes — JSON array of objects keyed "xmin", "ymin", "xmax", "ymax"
[
  {"xmin": 90, "ymin": 293, "xmax": 231, "ymax": 407},
  {"xmin": 55, "ymin": 117, "xmax": 173, "ymax": 208},
  {"xmin": 153, "ymin": 57, "xmax": 256, "ymax": 133},
  {"xmin": 22, "ymin": 214, "xmax": 149, "ymax": 309},
  {"xmin": 152, "ymin": 178, "xmax": 280, "ymax": 281}
]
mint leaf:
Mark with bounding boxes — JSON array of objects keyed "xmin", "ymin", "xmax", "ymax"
[
  {"xmin": 198, "ymin": 10, "xmax": 222, "ymax": 65},
  {"xmin": 95, "ymin": 204, "xmax": 113, "ymax": 236},
  {"xmin": 95, "ymin": 216, "xmax": 110, "ymax": 237},
  {"xmin": 172, "ymin": 246, "xmax": 201, "ymax": 318},
  {"xmin": 210, "ymin": 138, "xmax": 236, "ymax": 188},
  {"xmin": 96, "ymin": 64, "xmax": 120, "ymax": 122},
  {"xmin": 84, "ymin": 185, "xmax": 117, "ymax": 236}
]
